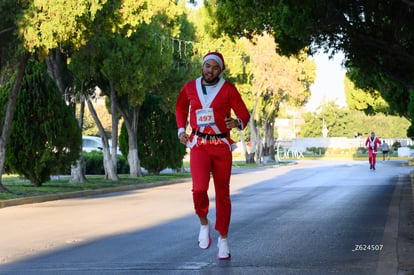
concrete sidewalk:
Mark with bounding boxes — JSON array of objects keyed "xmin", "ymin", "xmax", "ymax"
[{"xmin": 396, "ymin": 171, "xmax": 414, "ymax": 274}]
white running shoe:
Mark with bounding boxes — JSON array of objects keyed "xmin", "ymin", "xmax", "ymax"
[
  {"xmin": 198, "ymin": 220, "xmax": 211, "ymax": 249},
  {"xmin": 217, "ymin": 236, "xmax": 231, "ymax": 260}
]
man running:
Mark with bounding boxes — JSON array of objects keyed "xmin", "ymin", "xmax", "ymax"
[
  {"xmin": 175, "ymin": 52, "xmax": 250, "ymax": 260},
  {"xmin": 365, "ymin": 131, "xmax": 381, "ymax": 170}
]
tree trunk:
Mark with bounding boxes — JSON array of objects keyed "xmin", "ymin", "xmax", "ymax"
[
  {"xmin": 103, "ymin": 148, "xmax": 118, "ymax": 180},
  {"xmin": 0, "ymin": 53, "xmax": 30, "ymax": 191},
  {"xmin": 70, "ymin": 159, "xmax": 86, "ymax": 183},
  {"xmin": 246, "ymin": 152, "xmax": 255, "ymax": 163},
  {"xmin": 113, "ymin": 94, "xmax": 142, "ymax": 178},
  {"xmin": 110, "ymin": 82, "xmax": 119, "ymax": 167},
  {"xmin": 46, "ymin": 49, "xmax": 72, "ymax": 94},
  {"xmin": 246, "ymin": 108, "xmax": 257, "ymax": 163},
  {"xmin": 263, "ymin": 118, "xmax": 275, "ymax": 162},
  {"xmin": 70, "ymin": 93, "xmax": 87, "ymax": 183},
  {"xmin": 238, "ymin": 128, "xmax": 248, "ymax": 162},
  {"xmin": 86, "ymin": 96, "xmax": 119, "ymax": 180},
  {"xmin": 126, "ymin": 106, "xmax": 142, "ymax": 177},
  {"xmin": 247, "ymin": 94, "xmax": 260, "ymax": 164},
  {"xmin": 236, "ymin": 119, "xmax": 250, "ymax": 163},
  {"xmin": 256, "ymin": 124, "xmax": 264, "ymax": 165},
  {"xmin": 249, "ymin": 117, "xmax": 257, "ymax": 164}
]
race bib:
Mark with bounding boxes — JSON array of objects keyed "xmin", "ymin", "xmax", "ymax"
[{"xmin": 196, "ymin": 108, "xmax": 215, "ymax": 127}]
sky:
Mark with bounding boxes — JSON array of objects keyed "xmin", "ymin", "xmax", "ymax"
[{"xmin": 305, "ymin": 51, "xmax": 347, "ymax": 112}]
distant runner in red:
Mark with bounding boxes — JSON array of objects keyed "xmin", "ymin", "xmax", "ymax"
[
  {"xmin": 365, "ymin": 131, "xmax": 381, "ymax": 170},
  {"xmin": 175, "ymin": 52, "xmax": 250, "ymax": 260}
]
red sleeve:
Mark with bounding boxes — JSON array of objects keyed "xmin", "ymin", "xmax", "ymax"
[
  {"xmin": 175, "ymin": 83, "xmax": 190, "ymax": 130},
  {"xmin": 228, "ymin": 83, "xmax": 250, "ymax": 129}
]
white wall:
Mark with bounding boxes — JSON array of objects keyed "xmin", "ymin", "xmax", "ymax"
[{"xmin": 278, "ymin": 137, "xmax": 412, "ymax": 152}]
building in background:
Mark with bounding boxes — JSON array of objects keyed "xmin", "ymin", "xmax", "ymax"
[{"xmin": 275, "ymin": 118, "xmax": 305, "ymax": 140}]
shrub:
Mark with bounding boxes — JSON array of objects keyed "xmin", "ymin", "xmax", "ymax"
[
  {"xmin": 83, "ymin": 152, "xmax": 129, "ymax": 175},
  {"xmin": 119, "ymin": 94, "xmax": 186, "ymax": 175},
  {"xmin": 3, "ymin": 60, "xmax": 81, "ymax": 186}
]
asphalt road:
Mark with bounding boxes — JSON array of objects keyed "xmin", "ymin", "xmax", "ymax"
[{"xmin": 0, "ymin": 160, "xmax": 412, "ymax": 274}]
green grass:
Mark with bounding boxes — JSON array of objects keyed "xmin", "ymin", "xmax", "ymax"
[
  {"xmin": 0, "ymin": 159, "xmax": 292, "ymax": 201},
  {"xmin": 0, "ymin": 160, "xmax": 273, "ymax": 201},
  {"xmin": 0, "ymin": 173, "xmax": 192, "ymax": 201}
]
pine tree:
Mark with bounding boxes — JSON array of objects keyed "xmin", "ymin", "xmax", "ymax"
[
  {"xmin": 119, "ymin": 94, "xmax": 186, "ymax": 175},
  {"xmin": 4, "ymin": 60, "xmax": 81, "ymax": 186}
]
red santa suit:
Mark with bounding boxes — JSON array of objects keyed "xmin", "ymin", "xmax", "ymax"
[
  {"xmin": 365, "ymin": 135, "xmax": 381, "ymax": 169},
  {"xmin": 175, "ymin": 76, "xmax": 250, "ymax": 237}
]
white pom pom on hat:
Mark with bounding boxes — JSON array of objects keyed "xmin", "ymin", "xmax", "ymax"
[{"xmin": 203, "ymin": 52, "xmax": 225, "ymax": 71}]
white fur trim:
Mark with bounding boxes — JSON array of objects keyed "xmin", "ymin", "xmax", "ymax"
[{"xmin": 203, "ymin": 54, "xmax": 223, "ymax": 70}]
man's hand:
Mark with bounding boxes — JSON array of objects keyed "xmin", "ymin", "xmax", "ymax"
[
  {"xmin": 179, "ymin": 132, "xmax": 189, "ymax": 145},
  {"xmin": 225, "ymin": 116, "xmax": 240, "ymax": 129}
]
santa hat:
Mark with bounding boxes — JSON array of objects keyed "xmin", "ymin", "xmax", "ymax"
[{"xmin": 203, "ymin": 52, "xmax": 225, "ymax": 71}]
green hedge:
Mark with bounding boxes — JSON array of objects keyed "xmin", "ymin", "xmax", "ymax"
[{"xmin": 83, "ymin": 151, "xmax": 129, "ymax": 175}]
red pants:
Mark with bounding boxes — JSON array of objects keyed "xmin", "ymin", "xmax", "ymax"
[
  {"xmin": 368, "ymin": 150, "xmax": 377, "ymax": 167},
  {"xmin": 190, "ymin": 143, "xmax": 232, "ymax": 236}
]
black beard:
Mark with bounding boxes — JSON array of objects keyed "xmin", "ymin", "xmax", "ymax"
[{"xmin": 202, "ymin": 75, "xmax": 220, "ymax": 85}]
